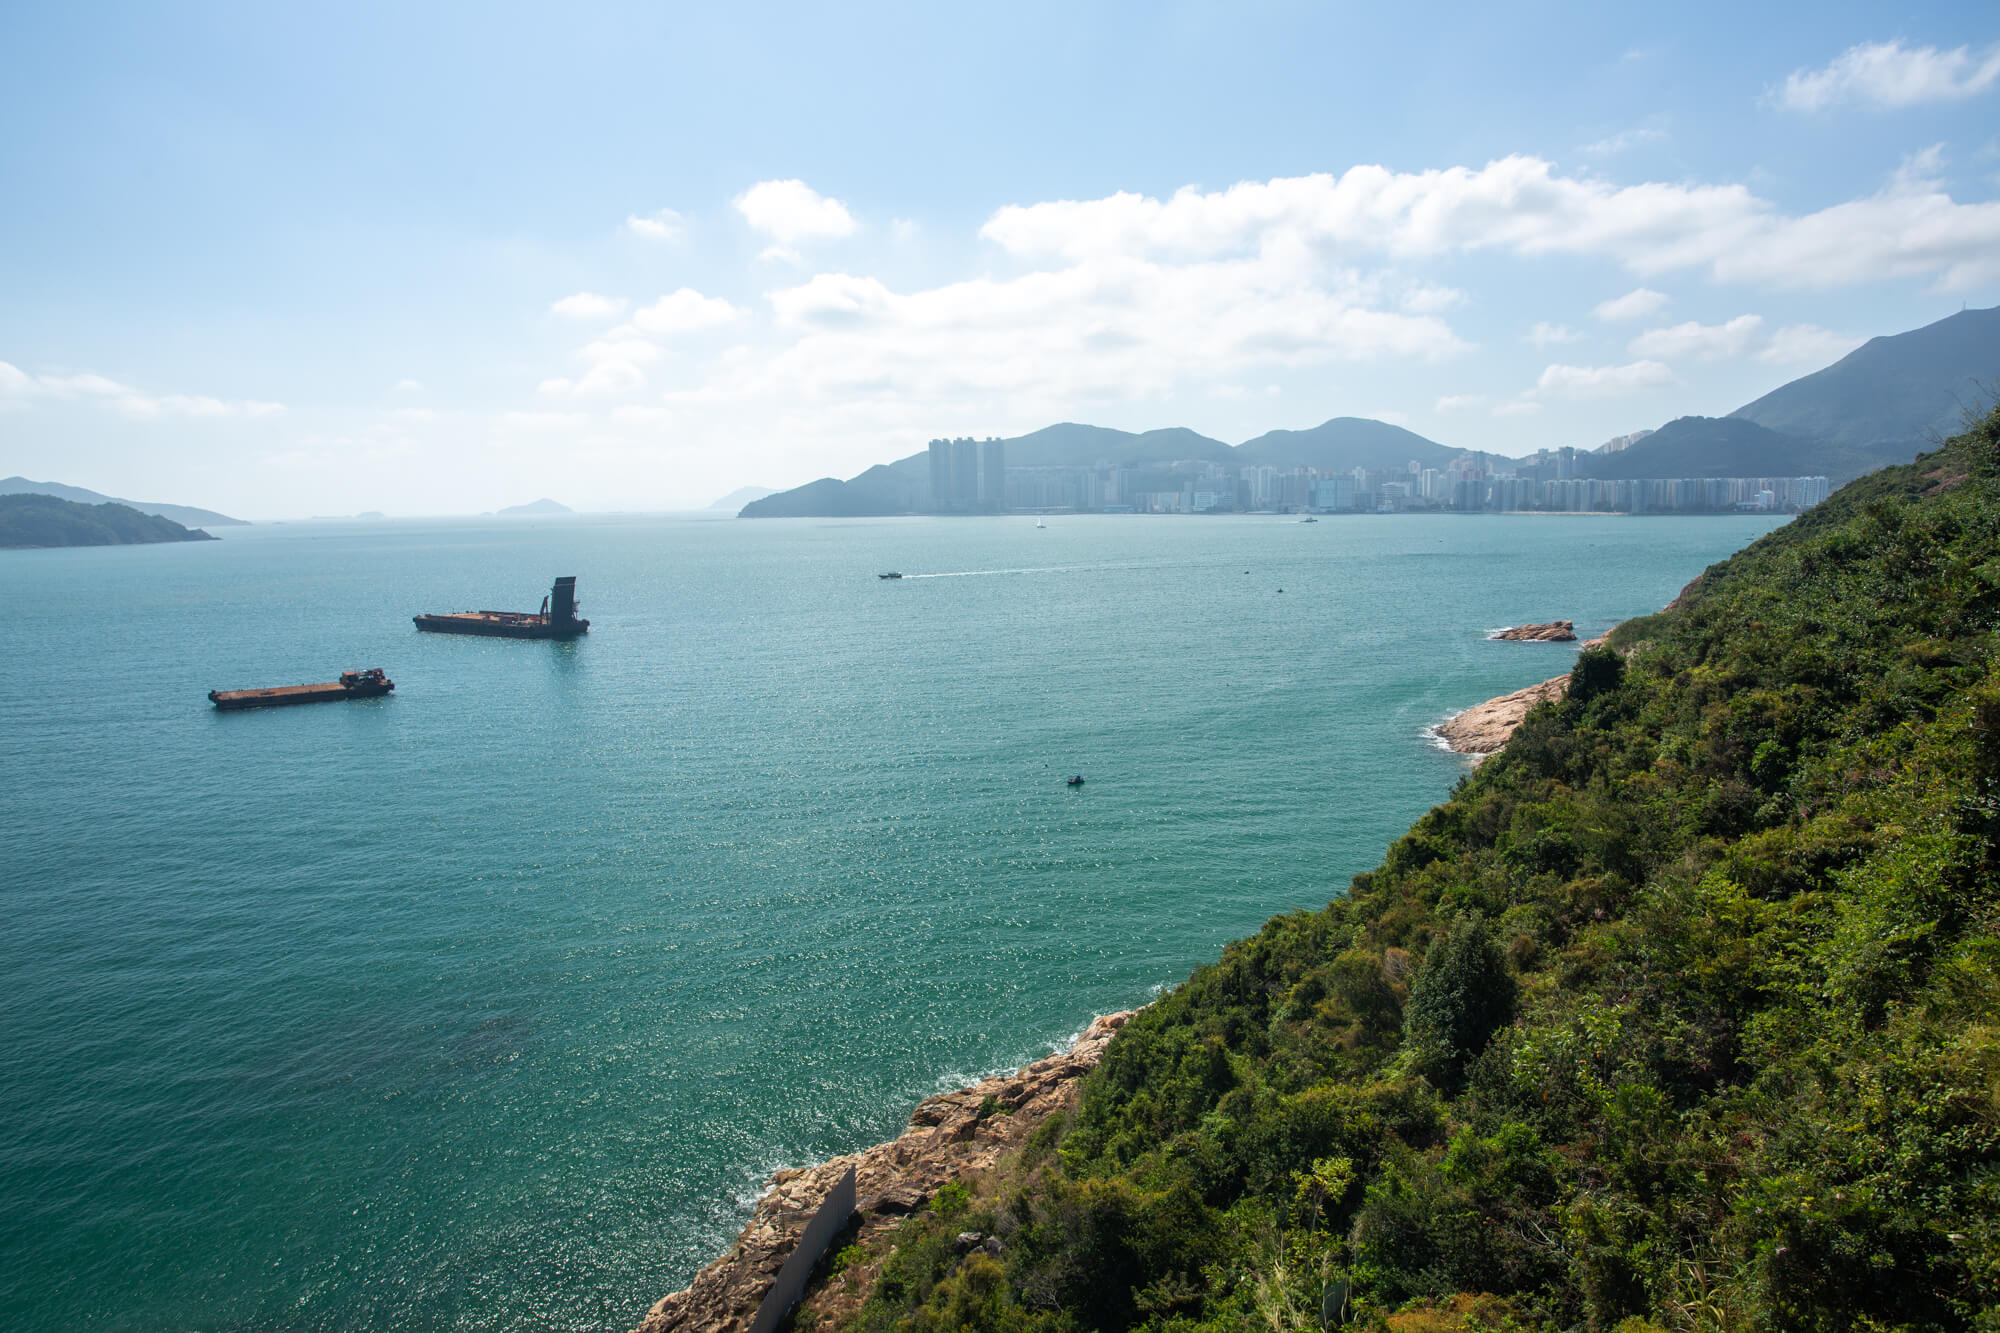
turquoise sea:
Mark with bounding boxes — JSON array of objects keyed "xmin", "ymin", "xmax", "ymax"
[{"xmin": 0, "ymin": 511, "xmax": 1784, "ymax": 1331}]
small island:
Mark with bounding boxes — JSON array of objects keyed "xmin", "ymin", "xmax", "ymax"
[
  {"xmin": 1491, "ymin": 619, "xmax": 1576, "ymax": 641},
  {"xmin": 498, "ymin": 498, "xmax": 572, "ymax": 516},
  {"xmin": 0, "ymin": 494, "xmax": 219, "ymax": 548}
]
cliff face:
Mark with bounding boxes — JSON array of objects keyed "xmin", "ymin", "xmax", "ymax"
[{"xmin": 632, "ymin": 1012, "xmax": 1135, "ymax": 1333}]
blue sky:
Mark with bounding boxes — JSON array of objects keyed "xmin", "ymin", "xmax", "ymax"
[{"xmin": 3, "ymin": 1, "xmax": 1997, "ymax": 516}]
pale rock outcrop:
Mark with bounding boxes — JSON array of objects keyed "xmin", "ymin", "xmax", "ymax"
[
  {"xmin": 1433, "ymin": 676, "xmax": 1569, "ymax": 757},
  {"xmin": 632, "ymin": 1010, "xmax": 1136, "ymax": 1333},
  {"xmin": 1492, "ymin": 620, "xmax": 1577, "ymax": 642}
]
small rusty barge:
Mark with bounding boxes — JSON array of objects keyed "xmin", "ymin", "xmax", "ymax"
[
  {"xmin": 210, "ymin": 668, "xmax": 394, "ymax": 711},
  {"xmin": 413, "ymin": 575, "xmax": 590, "ymax": 639}
]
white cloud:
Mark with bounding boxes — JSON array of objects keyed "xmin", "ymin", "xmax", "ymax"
[
  {"xmin": 1537, "ymin": 360, "xmax": 1675, "ymax": 398},
  {"xmin": 625, "ymin": 208, "xmax": 686, "ymax": 241},
  {"xmin": 1401, "ymin": 283, "xmax": 1466, "ymax": 313},
  {"xmin": 551, "ymin": 291, "xmax": 628, "ymax": 319},
  {"xmin": 540, "ymin": 337, "xmax": 670, "ymax": 398},
  {"xmin": 1492, "ymin": 399, "xmax": 1544, "ymax": 417},
  {"xmin": 733, "ymin": 251, "xmax": 1467, "ymax": 414},
  {"xmin": 0, "ymin": 362, "xmax": 283, "ymax": 418},
  {"xmin": 1758, "ymin": 324, "xmax": 1866, "ymax": 365},
  {"xmin": 1580, "ymin": 126, "xmax": 1668, "ymax": 156},
  {"xmin": 977, "ymin": 158, "xmax": 2000, "ymax": 292},
  {"xmin": 1628, "ymin": 314, "xmax": 1764, "ymax": 361},
  {"xmin": 541, "ymin": 293, "xmax": 737, "ymax": 398},
  {"xmin": 1779, "ymin": 40, "xmax": 2000, "ymax": 112},
  {"xmin": 493, "ymin": 411, "xmax": 588, "ymax": 432},
  {"xmin": 627, "ymin": 288, "xmax": 742, "ymax": 335},
  {"xmin": 734, "ymin": 180, "xmax": 856, "ymax": 252},
  {"xmin": 1435, "ymin": 393, "xmax": 1487, "ymax": 412},
  {"xmin": 394, "ymin": 378, "xmax": 424, "ymax": 393},
  {"xmin": 1706, "ymin": 149, "xmax": 2000, "ymax": 290},
  {"xmin": 1526, "ymin": 321, "xmax": 1582, "ymax": 346},
  {"xmin": 1593, "ymin": 288, "xmax": 1670, "ymax": 321},
  {"xmin": 579, "ymin": 338, "xmax": 666, "ymax": 366},
  {"xmin": 611, "ymin": 405, "xmax": 676, "ymax": 427}
]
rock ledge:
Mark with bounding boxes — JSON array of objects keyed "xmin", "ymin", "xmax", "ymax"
[
  {"xmin": 1492, "ymin": 620, "xmax": 1576, "ymax": 641},
  {"xmin": 632, "ymin": 1011, "xmax": 1137, "ymax": 1333}
]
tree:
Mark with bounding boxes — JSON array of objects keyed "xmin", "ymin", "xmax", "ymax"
[{"xmin": 1403, "ymin": 914, "xmax": 1516, "ymax": 1091}]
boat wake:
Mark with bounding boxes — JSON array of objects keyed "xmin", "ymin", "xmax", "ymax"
[{"xmin": 903, "ymin": 565, "xmax": 1075, "ymax": 579}]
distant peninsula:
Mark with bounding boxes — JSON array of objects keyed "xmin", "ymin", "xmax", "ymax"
[
  {"xmin": 0, "ymin": 494, "xmax": 220, "ymax": 548},
  {"xmin": 498, "ymin": 498, "xmax": 573, "ymax": 515},
  {"xmin": 0, "ymin": 476, "xmax": 247, "ymax": 527}
]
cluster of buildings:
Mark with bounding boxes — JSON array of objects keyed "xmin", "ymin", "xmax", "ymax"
[{"xmin": 928, "ymin": 437, "xmax": 1831, "ymax": 516}]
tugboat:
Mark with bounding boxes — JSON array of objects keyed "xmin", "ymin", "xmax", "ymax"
[
  {"xmin": 210, "ymin": 668, "xmax": 394, "ymax": 711},
  {"xmin": 414, "ymin": 576, "xmax": 590, "ymax": 639}
]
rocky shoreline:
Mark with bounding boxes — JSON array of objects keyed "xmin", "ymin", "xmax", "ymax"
[
  {"xmin": 1431, "ymin": 674, "xmax": 1571, "ymax": 757},
  {"xmin": 631, "ymin": 1011, "xmax": 1137, "ymax": 1333},
  {"xmin": 1433, "ymin": 632, "xmax": 1609, "ymax": 759},
  {"xmin": 632, "ymin": 631, "xmax": 1618, "ymax": 1330}
]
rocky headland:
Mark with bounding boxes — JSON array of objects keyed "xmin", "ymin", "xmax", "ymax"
[
  {"xmin": 1432, "ymin": 675, "xmax": 1570, "ymax": 756},
  {"xmin": 632, "ymin": 1010, "xmax": 1136, "ymax": 1333},
  {"xmin": 1435, "ymin": 632, "xmax": 1611, "ymax": 759},
  {"xmin": 1490, "ymin": 620, "xmax": 1576, "ymax": 641}
]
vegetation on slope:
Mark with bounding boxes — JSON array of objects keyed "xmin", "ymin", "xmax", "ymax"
[
  {"xmin": 829, "ymin": 408, "xmax": 2000, "ymax": 1332},
  {"xmin": 0, "ymin": 493, "xmax": 219, "ymax": 547}
]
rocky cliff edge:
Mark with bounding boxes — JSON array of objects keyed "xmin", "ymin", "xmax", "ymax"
[{"xmin": 632, "ymin": 1010, "xmax": 1137, "ymax": 1333}]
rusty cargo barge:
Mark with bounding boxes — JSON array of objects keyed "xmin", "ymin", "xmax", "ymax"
[
  {"xmin": 210, "ymin": 668, "xmax": 394, "ymax": 711},
  {"xmin": 413, "ymin": 575, "xmax": 590, "ymax": 639}
]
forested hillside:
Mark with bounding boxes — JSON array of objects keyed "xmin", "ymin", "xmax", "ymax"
[
  {"xmin": 0, "ymin": 494, "xmax": 219, "ymax": 547},
  {"xmin": 832, "ymin": 408, "xmax": 2000, "ymax": 1332}
]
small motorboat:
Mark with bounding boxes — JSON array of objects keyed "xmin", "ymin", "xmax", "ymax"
[
  {"xmin": 878, "ymin": 572, "xmax": 903, "ymax": 579},
  {"xmin": 1066, "ymin": 774, "xmax": 1085, "ymax": 786}
]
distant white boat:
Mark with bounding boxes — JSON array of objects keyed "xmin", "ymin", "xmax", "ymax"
[{"xmin": 1035, "ymin": 517, "xmax": 1046, "ymax": 529}]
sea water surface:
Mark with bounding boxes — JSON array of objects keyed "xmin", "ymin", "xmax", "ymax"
[{"xmin": 0, "ymin": 511, "xmax": 1784, "ymax": 1331}]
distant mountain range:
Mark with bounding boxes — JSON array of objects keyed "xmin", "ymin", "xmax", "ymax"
[
  {"xmin": 740, "ymin": 305, "xmax": 1997, "ymax": 515},
  {"xmin": 0, "ymin": 493, "xmax": 220, "ymax": 548},
  {"xmin": 497, "ymin": 498, "xmax": 572, "ymax": 515},
  {"xmin": 0, "ymin": 477, "xmax": 247, "ymax": 527},
  {"xmin": 709, "ymin": 485, "xmax": 776, "ymax": 511}
]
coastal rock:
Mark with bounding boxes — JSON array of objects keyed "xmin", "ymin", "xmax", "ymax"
[
  {"xmin": 631, "ymin": 1010, "xmax": 1136, "ymax": 1333},
  {"xmin": 1492, "ymin": 620, "xmax": 1576, "ymax": 642},
  {"xmin": 1432, "ymin": 675, "xmax": 1569, "ymax": 757}
]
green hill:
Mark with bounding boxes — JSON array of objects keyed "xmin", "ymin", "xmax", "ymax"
[
  {"xmin": 1576, "ymin": 415, "xmax": 1879, "ymax": 483},
  {"xmin": 1728, "ymin": 304, "xmax": 1999, "ymax": 464},
  {"xmin": 0, "ymin": 493, "xmax": 220, "ymax": 547},
  {"xmin": 0, "ymin": 476, "xmax": 247, "ymax": 527},
  {"xmin": 738, "ymin": 453, "xmax": 931, "ymax": 517},
  {"xmin": 830, "ymin": 407, "xmax": 2000, "ymax": 1331},
  {"xmin": 1004, "ymin": 423, "xmax": 1236, "ymax": 468},
  {"xmin": 1235, "ymin": 416, "xmax": 1466, "ymax": 472}
]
